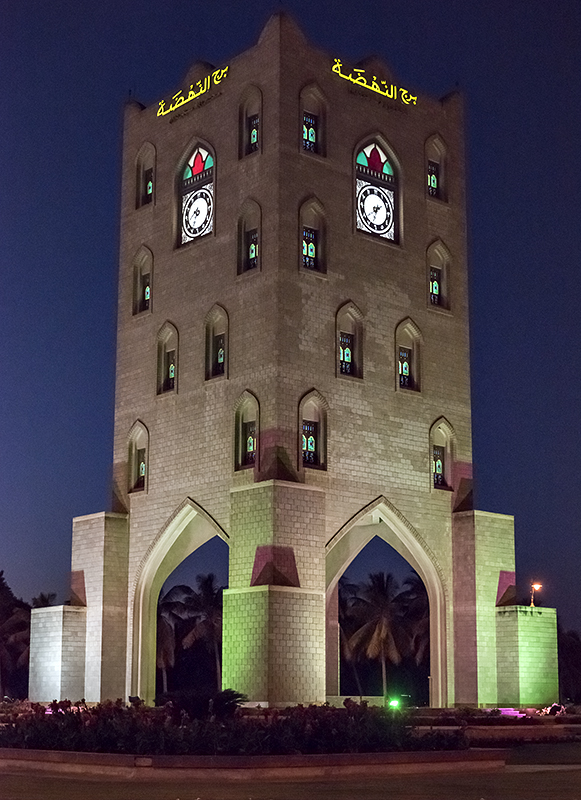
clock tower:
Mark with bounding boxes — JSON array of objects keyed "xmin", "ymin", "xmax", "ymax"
[{"xmin": 29, "ymin": 13, "xmax": 558, "ymax": 709}]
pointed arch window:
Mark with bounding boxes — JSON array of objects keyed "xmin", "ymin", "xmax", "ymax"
[
  {"xmin": 128, "ymin": 421, "xmax": 149, "ymax": 493},
  {"xmin": 427, "ymin": 240, "xmax": 451, "ymax": 310},
  {"xmin": 299, "ymin": 198, "xmax": 325, "ymax": 273},
  {"xmin": 157, "ymin": 322, "xmax": 178, "ymax": 395},
  {"xmin": 336, "ymin": 302, "xmax": 363, "ymax": 378},
  {"xmin": 355, "ymin": 141, "xmax": 399, "ymax": 243},
  {"xmin": 205, "ymin": 305, "xmax": 228, "ymax": 380},
  {"xmin": 180, "ymin": 144, "xmax": 214, "ymax": 244},
  {"xmin": 299, "ymin": 391, "xmax": 328, "ymax": 470},
  {"xmin": 238, "ymin": 200, "xmax": 261, "ymax": 274},
  {"xmin": 395, "ymin": 319, "xmax": 421, "ymax": 392},
  {"xmin": 425, "ymin": 135, "xmax": 447, "ymax": 202},
  {"xmin": 136, "ymin": 143, "xmax": 155, "ymax": 208},
  {"xmin": 300, "ymin": 85, "xmax": 326, "ymax": 156},
  {"xmin": 132, "ymin": 246, "xmax": 153, "ymax": 315},
  {"xmin": 430, "ymin": 418, "xmax": 455, "ymax": 490},
  {"xmin": 235, "ymin": 392, "xmax": 259, "ymax": 471},
  {"xmin": 239, "ymin": 86, "xmax": 262, "ymax": 157}
]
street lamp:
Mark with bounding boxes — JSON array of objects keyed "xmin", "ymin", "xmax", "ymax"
[{"xmin": 530, "ymin": 582, "xmax": 542, "ymax": 607}]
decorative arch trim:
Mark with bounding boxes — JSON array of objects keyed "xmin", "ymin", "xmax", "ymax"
[
  {"xmin": 325, "ymin": 494, "xmax": 448, "ymax": 706},
  {"xmin": 131, "ymin": 497, "xmax": 229, "ymax": 703}
]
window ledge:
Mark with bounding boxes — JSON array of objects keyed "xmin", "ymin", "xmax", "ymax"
[
  {"xmin": 299, "ymin": 266, "xmax": 327, "ymax": 279},
  {"xmin": 427, "ymin": 304, "xmax": 452, "ymax": 316},
  {"xmin": 426, "ymin": 194, "xmax": 449, "ymax": 206}
]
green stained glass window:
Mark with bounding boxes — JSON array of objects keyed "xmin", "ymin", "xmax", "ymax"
[
  {"xmin": 213, "ymin": 333, "xmax": 225, "ymax": 377},
  {"xmin": 242, "ymin": 420, "xmax": 256, "ymax": 467},
  {"xmin": 302, "ymin": 420, "xmax": 319, "ymax": 466},
  {"xmin": 245, "ymin": 229, "xmax": 259, "ymax": 271},
  {"xmin": 433, "ymin": 445, "xmax": 446, "ymax": 487},
  {"xmin": 163, "ymin": 350, "xmax": 176, "ymax": 392},
  {"xmin": 427, "ymin": 160, "xmax": 440, "ymax": 198},
  {"xmin": 140, "ymin": 273, "xmax": 151, "ymax": 312},
  {"xmin": 247, "ymin": 114, "xmax": 260, "ymax": 154},
  {"xmin": 134, "ymin": 448, "xmax": 146, "ymax": 490},
  {"xmin": 302, "ymin": 227, "xmax": 318, "ymax": 270},
  {"xmin": 339, "ymin": 332, "xmax": 354, "ymax": 375},
  {"xmin": 303, "ymin": 113, "xmax": 318, "ymax": 153},
  {"xmin": 430, "ymin": 267, "xmax": 441, "ymax": 305},
  {"xmin": 399, "ymin": 347, "xmax": 412, "ymax": 388},
  {"xmin": 143, "ymin": 168, "xmax": 153, "ymax": 205}
]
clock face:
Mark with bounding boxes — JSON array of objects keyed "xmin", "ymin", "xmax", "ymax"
[
  {"xmin": 356, "ymin": 180, "xmax": 395, "ymax": 240},
  {"xmin": 181, "ymin": 184, "xmax": 214, "ymax": 243}
]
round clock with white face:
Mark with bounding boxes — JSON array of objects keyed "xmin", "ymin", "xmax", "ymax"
[
  {"xmin": 356, "ymin": 182, "xmax": 394, "ymax": 239},
  {"xmin": 182, "ymin": 185, "xmax": 213, "ymax": 241}
]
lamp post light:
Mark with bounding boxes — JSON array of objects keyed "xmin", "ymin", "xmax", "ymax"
[{"xmin": 530, "ymin": 582, "xmax": 542, "ymax": 607}]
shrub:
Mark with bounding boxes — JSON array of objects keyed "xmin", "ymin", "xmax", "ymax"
[{"xmin": 0, "ymin": 699, "xmax": 466, "ymax": 756}]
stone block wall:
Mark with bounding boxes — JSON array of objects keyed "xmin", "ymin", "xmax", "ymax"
[
  {"xmin": 29, "ymin": 606, "xmax": 86, "ymax": 702},
  {"xmin": 71, "ymin": 512, "xmax": 129, "ymax": 701},
  {"xmin": 496, "ymin": 606, "xmax": 558, "ymax": 706},
  {"xmin": 222, "ymin": 585, "xmax": 325, "ymax": 705}
]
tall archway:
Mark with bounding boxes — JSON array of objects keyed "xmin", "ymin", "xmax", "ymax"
[
  {"xmin": 131, "ymin": 498, "xmax": 229, "ymax": 704},
  {"xmin": 326, "ymin": 496, "xmax": 448, "ymax": 707}
]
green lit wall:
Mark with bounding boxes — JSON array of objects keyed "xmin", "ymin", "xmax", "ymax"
[{"xmin": 496, "ymin": 606, "xmax": 558, "ymax": 706}]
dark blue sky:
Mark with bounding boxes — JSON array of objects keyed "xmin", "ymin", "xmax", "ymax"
[{"xmin": 1, "ymin": 1, "xmax": 580, "ymax": 626}]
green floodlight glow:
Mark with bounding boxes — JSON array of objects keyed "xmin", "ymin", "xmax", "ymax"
[{"xmin": 388, "ymin": 698, "xmax": 400, "ymax": 708}]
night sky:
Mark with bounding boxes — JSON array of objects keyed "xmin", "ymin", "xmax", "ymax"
[{"xmin": 1, "ymin": 1, "xmax": 580, "ymax": 627}]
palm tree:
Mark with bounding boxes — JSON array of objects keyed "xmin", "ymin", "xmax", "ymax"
[
  {"xmin": 32, "ymin": 592, "xmax": 57, "ymax": 608},
  {"xmin": 348, "ymin": 572, "xmax": 406, "ymax": 699},
  {"xmin": 398, "ymin": 572, "xmax": 429, "ymax": 668},
  {"xmin": 156, "ymin": 585, "xmax": 191, "ymax": 695},
  {"xmin": 181, "ymin": 574, "xmax": 224, "ymax": 692},
  {"xmin": 338, "ymin": 576, "xmax": 364, "ymax": 699}
]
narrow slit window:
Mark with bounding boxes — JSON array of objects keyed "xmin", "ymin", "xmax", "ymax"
[
  {"xmin": 163, "ymin": 349, "xmax": 176, "ymax": 392},
  {"xmin": 302, "ymin": 420, "xmax": 319, "ymax": 466},
  {"xmin": 433, "ymin": 445, "xmax": 446, "ymax": 487},
  {"xmin": 134, "ymin": 448, "xmax": 146, "ymax": 491},
  {"xmin": 213, "ymin": 333, "xmax": 225, "ymax": 376},
  {"xmin": 247, "ymin": 115, "xmax": 260, "ymax": 154},
  {"xmin": 427, "ymin": 160, "xmax": 440, "ymax": 198},
  {"xmin": 339, "ymin": 332, "xmax": 354, "ymax": 375},
  {"xmin": 143, "ymin": 168, "xmax": 153, "ymax": 204},
  {"xmin": 429, "ymin": 267, "xmax": 441, "ymax": 306},
  {"xmin": 140, "ymin": 272, "xmax": 151, "ymax": 312},
  {"xmin": 242, "ymin": 420, "xmax": 256, "ymax": 467},
  {"xmin": 303, "ymin": 112, "xmax": 318, "ymax": 153},
  {"xmin": 302, "ymin": 227, "xmax": 318, "ymax": 270},
  {"xmin": 246, "ymin": 229, "xmax": 259, "ymax": 270},
  {"xmin": 399, "ymin": 347, "xmax": 412, "ymax": 388}
]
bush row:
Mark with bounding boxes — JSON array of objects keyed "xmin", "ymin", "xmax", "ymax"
[{"xmin": 0, "ymin": 698, "xmax": 466, "ymax": 756}]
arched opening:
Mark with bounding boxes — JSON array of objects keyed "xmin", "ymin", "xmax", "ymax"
[
  {"xmin": 131, "ymin": 498, "xmax": 229, "ymax": 704},
  {"xmin": 326, "ymin": 497, "xmax": 448, "ymax": 707},
  {"xmin": 337, "ymin": 537, "xmax": 429, "ymax": 705},
  {"xmin": 156, "ymin": 536, "xmax": 229, "ymax": 698}
]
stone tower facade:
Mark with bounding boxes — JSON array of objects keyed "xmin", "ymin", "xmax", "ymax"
[{"xmin": 29, "ymin": 14, "xmax": 558, "ymax": 708}]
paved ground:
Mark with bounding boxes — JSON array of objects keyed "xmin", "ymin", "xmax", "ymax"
[
  {"xmin": 2, "ymin": 745, "xmax": 581, "ymax": 800},
  {"xmin": 2, "ymin": 766, "xmax": 581, "ymax": 800}
]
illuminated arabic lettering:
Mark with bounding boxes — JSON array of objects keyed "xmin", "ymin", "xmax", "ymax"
[
  {"xmin": 157, "ymin": 65, "xmax": 230, "ymax": 117},
  {"xmin": 331, "ymin": 58, "xmax": 417, "ymax": 107},
  {"xmin": 212, "ymin": 66, "xmax": 229, "ymax": 84}
]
